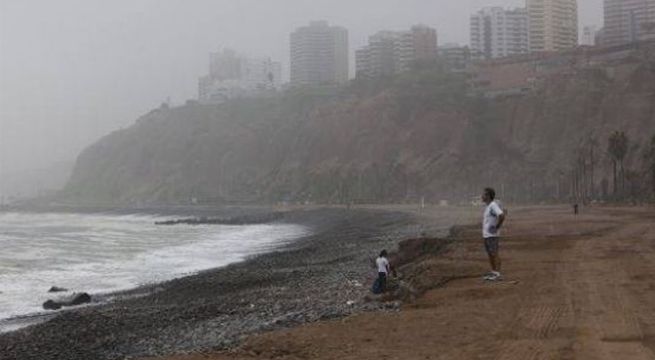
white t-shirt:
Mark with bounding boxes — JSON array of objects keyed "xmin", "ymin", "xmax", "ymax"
[
  {"xmin": 376, "ymin": 257, "xmax": 389, "ymax": 274},
  {"xmin": 482, "ymin": 200, "xmax": 504, "ymax": 238}
]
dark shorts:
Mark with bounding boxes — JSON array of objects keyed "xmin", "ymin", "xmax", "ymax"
[
  {"xmin": 373, "ymin": 272, "xmax": 387, "ymax": 294},
  {"xmin": 484, "ymin": 237, "xmax": 500, "ymax": 255},
  {"xmin": 378, "ymin": 272, "xmax": 387, "ymax": 286}
]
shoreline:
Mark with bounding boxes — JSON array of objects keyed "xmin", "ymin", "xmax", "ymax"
[
  {"xmin": 0, "ymin": 207, "xmax": 301, "ymax": 331},
  {"xmin": 0, "ymin": 206, "xmax": 466, "ymax": 360},
  {"xmin": 142, "ymin": 205, "xmax": 655, "ymax": 360}
]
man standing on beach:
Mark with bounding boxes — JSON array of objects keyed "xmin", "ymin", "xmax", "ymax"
[{"xmin": 482, "ymin": 188, "xmax": 505, "ymax": 281}]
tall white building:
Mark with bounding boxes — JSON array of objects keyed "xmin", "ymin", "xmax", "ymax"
[
  {"xmin": 603, "ymin": 0, "xmax": 655, "ymax": 46},
  {"xmin": 198, "ymin": 49, "xmax": 281, "ymax": 103},
  {"xmin": 355, "ymin": 25, "xmax": 437, "ymax": 78},
  {"xmin": 290, "ymin": 21, "xmax": 349, "ymax": 87},
  {"xmin": 527, "ymin": 0, "xmax": 578, "ymax": 52},
  {"xmin": 470, "ymin": 7, "xmax": 529, "ymax": 60}
]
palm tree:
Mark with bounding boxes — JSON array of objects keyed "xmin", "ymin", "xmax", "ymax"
[{"xmin": 608, "ymin": 131, "xmax": 628, "ymax": 196}]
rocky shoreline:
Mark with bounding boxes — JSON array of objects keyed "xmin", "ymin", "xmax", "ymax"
[
  {"xmin": 0, "ymin": 207, "xmax": 453, "ymax": 360},
  {"xmin": 154, "ymin": 212, "xmax": 285, "ymax": 226}
]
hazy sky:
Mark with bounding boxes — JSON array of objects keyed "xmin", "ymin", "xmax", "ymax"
[{"xmin": 1, "ymin": 0, "xmax": 602, "ymax": 178}]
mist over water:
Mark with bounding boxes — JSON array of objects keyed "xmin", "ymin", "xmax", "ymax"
[{"xmin": 0, "ymin": 212, "xmax": 307, "ymax": 323}]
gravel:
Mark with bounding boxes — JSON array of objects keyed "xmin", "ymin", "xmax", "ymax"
[{"xmin": 0, "ymin": 208, "xmax": 446, "ymax": 360}]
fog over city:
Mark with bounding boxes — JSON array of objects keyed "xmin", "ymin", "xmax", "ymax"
[{"xmin": 1, "ymin": 0, "xmax": 601, "ymax": 193}]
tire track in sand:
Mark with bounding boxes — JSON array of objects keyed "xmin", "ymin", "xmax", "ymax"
[
  {"xmin": 494, "ymin": 247, "xmax": 572, "ymax": 360},
  {"xmin": 567, "ymin": 221, "xmax": 655, "ymax": 360}
]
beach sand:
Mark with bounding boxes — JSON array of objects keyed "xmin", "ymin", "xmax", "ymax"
[{"xmin": 145, "ymin": 205, "xmax": 655, "ymax": 360}]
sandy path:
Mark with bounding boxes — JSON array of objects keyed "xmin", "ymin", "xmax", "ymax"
[{"xmin": 148, "ymin": 206, "xmax": 655, "ymax": 360}]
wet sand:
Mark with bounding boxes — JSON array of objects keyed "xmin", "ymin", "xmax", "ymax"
[{"xmin": 146, "ymin": 205, "xmax": 655, "ymax": 360}]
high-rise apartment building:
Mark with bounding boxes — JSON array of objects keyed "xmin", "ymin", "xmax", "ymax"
[
  {"xmin": 603, "ymin": 0, "xmax": 655, "ymax": 46},
  {"xmin": 198, "ymin": 49, "xmax": 281, "ymax": 103},
  {"xmin": 356, "ymin": 31, "xmax": 399, "ymax": 78},
  {"xmin": 405, "ymin": 24, "xmax": 439, "ymax": 69},
  {"xmin": 470, "ymin": 7, "xmax": 529, "ymax": 60},
  {"xmin": 355, "ymin": 25, "xmax": 437, "ymax": 78},
  {"xmin": 527, "ymin": 0, "xmax": 578, "ymax": 52},
  {"xmin": 290, "ymin": 21, "xmax": 349, "ymax": 87}
]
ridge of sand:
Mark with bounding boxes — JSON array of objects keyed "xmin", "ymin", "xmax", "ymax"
[{"xmin": 147, "ymin": 206, "xmax": 655, "ymax": 360}]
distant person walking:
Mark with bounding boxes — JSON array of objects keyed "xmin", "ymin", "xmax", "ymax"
[
  {"xmin": 482, "ymin": 188, "xmax": 505, "ymax": 281},
  {"xmin": 375, "ymin": 250, "xmax": 390, "ymax": 293}
]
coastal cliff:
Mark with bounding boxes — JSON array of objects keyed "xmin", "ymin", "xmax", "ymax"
[{"xmin": 62, "ymin": 50, "xmax": 655, "ymax": 205}]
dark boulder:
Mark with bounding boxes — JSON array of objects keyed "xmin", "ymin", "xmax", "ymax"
[
  {"xmin": 43, "ymin": 300, "xmax": 61, "ymax": 310},
  {"xmin": 48, "ymin": 286, "xmax": 68, "ymax": 293},
  {"xmin": 43, "ymin": 292, "xmax": 92, "ymax": 310}
]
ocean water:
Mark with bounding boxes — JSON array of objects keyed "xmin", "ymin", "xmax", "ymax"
[{"xmin": 0, "ymin": 211, "xmax": 307, "ymax": 326}]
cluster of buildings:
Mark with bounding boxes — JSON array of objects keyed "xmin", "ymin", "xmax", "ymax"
[
  {"xmin": 470, "ymin": 0, "xmax": 580, "ymax": 60},
  {"xmin": 355, "ymin": 25, "xmax": 438, "ymax": 78},
  {"xmin": 602, "ymin": 0, "xmax": 655, "ymax": 46},
  {"xmin": 198, "ymin": 49, "xmax": 282, "ymax": 104},
  {"xmin": 198, "ymin": 21, "xmax": 438, "ymax": 103},
  {"xmin": 468, "ymin": 0, "xmax": 655, "ymax": 98},
  {"xmin": 198, "ymin": 21, "xmax": 350, "ymax": 103},
  {"xmin": 471, "ymin": 0, "xmax": 655, "ymax": 61},
  {"xmin": 197, "ymin": 0, "xmax": 655, "ymax": 103}
]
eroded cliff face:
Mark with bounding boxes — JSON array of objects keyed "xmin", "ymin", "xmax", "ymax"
[{"xmin": 62, "ymin": 60, "xmax": 655, "ymax": 205}]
